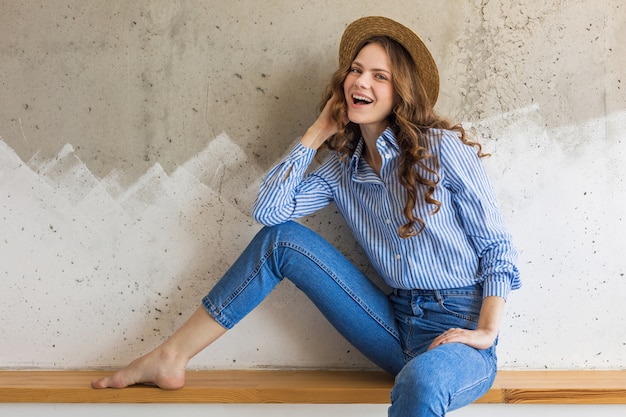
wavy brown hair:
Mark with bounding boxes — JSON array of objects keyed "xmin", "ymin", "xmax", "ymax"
[{"xmin": 320, "ymin": 36, "xmax": 488, "ymax": 238}]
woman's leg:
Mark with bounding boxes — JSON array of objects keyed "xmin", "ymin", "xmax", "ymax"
[
  {"xmin": 203, "ymin": 221, "xmax": 405, "ymax": 374},
  {"xmin": 92, "ymin": 306, "xmax": 226, "ymax": 389},
  {"xmin": 387, "ymin": 286, "xmax": 497, "ymax": 417},
  {"xmin": 389, "ymin": 343, "xmax": 496, "ymax": 417},
  {"xmin": 93, "ymin": 221, "xmax": 405, "ymax": 389}
]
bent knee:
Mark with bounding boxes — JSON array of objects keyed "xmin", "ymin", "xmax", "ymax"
[{"xmin": 256, "ymin": 221, "xmax": 316, "ymax": 246}]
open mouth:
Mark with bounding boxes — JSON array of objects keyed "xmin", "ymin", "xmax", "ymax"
[{"xmin": 352, "ymin": 94, "xmax": 373, "ymax": 105}]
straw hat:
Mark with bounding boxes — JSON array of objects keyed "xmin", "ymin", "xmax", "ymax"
[{"xmin": 338, "ymin": 16, "xmax": 440, "ymax": 106}]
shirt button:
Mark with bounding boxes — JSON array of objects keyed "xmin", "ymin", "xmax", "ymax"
[
  {"xmin": 386, "ymin": 219, "xmax": 392, "ymax": 224},
  {"xmin": 395, "ymin": 254, "xmax": 401, "ymax": 260}
]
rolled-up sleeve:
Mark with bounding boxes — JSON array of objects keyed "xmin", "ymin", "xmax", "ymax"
[{"xmin": 440, "ymin": 133, "xmax": 521, "ymax": 299}]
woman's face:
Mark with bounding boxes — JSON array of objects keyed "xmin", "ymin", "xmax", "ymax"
[{"xmin": 343, "ymin": 42, "xmax": 396, "ymax": 139}]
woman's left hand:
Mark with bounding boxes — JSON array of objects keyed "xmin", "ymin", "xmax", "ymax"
[
  {"xmin": 428, "ymin": 296, "xmax": 505, "ymax": 351},
  {"xmin": 427, "ymin": 327, "xmax": 498, "ymax": 351}
]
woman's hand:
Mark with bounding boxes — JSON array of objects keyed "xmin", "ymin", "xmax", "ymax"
[
  {"xmin": 428, "ymin": 327, "xmax": 498, "ymax": 351},
  {"xmin": 300, "ymin": 94, "xmax": 343, "ymax": 150},
  {"xmin": 428, "ymin": 295, "xmax": 505, "ymax": 351}
]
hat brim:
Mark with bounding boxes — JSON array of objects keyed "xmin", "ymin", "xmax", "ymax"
[{"xmin": 339, "ymin": 16, "xmax": 439, "ymax": 106}]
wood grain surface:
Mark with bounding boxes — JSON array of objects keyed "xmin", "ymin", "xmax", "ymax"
[{"xmin": 1, "ymin": 370, "xmax": 624, "ymax": 404}]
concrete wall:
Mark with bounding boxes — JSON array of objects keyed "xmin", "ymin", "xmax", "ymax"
[{"xmin": 1, "ymin": 0, "xmax": 624, "ymax": 371}]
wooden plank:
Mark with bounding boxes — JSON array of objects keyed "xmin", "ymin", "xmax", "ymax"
[
  {"xmin": 0, "ymin": 370, "xmax": 394, "ymax": 404},
  {"xmin": 492, "ymin": 370, "xmax": 626, "ymax": 404},
  {"xmin": 0, "ymin": 370, "xmax": 625, "ymax": 404}
]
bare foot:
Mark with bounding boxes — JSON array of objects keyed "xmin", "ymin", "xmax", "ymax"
[
  {"xmin": 91, "ymin": 348, "xmax": 187, "ymax": 390},
  {"xmin": 92, "ymin": 307, "xmax": 227, "ymax": 390}
]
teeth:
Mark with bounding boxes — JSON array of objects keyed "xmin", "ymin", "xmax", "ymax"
[{"xmin": 352, "ymin": 94, "xmax": 373, "ymax": 103}]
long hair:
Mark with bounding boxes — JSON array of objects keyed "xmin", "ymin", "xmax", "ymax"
[{"xmin": 320, "ymin": 36, "xmax": 488, "ymax": 238}]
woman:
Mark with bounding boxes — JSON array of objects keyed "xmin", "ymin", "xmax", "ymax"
[{"xmin": 93, "ymin": 16, "xmax": 521, "ymax": 417}]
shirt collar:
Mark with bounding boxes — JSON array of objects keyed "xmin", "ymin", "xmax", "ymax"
[
  {"xmin": 350, "ymin": 140, "xmax": 365, "ymax": 171},
  {"xmin": 349, "ymin": 126, "xmax": 398, "ymax": 170},
  {"xmin": 380, "ymin": 126, "xmax": 400, "ymax": 153}
]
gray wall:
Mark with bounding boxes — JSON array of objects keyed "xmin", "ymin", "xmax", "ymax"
[{"xmin": 1, "ymin": 0, "xmax": 624, "ymax": 370}]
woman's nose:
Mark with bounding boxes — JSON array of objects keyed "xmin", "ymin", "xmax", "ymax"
[{"xmin": 354, "ymin": 75, "xmax": 369, "ymax": 88}]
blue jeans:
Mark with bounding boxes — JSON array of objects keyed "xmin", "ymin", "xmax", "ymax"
[{"xmin": 202, "ymin": 222, "xmax": 497, "ymax": 417}]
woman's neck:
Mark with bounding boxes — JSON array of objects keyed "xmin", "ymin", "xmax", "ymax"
[
  {"xmin": 360, "ymin": 122, "xmax": 388, "ymax": 177},
  {"xmin": 359, "ymin": 122, "xmax": 388, "ymax": 145},
  {"xmin": 363, "ymin": 139, "xmax": 382, "ymax": 176}
]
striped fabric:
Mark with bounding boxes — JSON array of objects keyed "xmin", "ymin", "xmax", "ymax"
[{"xmin": 252, "ymin": 128, "xmax": 521, "ymax": 299}]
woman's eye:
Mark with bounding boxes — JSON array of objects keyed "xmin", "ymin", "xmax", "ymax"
[
  {"xmin": 350, "ymin": 67, "xmax": 362, "ymax": 74},
  {"xmin": 376, "ymin": 74, "xmax": 388, "ymax": 81}
]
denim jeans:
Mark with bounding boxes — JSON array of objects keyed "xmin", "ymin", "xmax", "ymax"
[{"xmin": 202, "ymin": 222, "xmax": 497, "ymax": 417}]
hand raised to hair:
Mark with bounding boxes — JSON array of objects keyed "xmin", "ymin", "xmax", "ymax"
[{"xmin": 301, "ymin": 94, "xmax": 344, "ymax": 150}]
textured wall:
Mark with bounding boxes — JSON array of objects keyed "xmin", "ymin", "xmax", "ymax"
[{"xmin": 1, "ymin": 0, "xmax": 625, "ymax": 370}]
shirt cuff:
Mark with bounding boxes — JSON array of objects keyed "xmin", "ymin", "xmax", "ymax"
[
  {"xmin": 291, "ymin": 140, "xmax": 317, "ymax": 159},
  {"xmin": 482, "ymin": 278, "xmax": 511, "ymax": 300}
]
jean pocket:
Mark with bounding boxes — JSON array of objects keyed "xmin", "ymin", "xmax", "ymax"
[{"xmin": 436, "ymin": 293, "xmax": 482, "ymax": 326}]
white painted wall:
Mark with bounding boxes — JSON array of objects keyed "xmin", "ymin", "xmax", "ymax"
[{"xmin": 1, "ymin": 0, "xmax": 625, "ymax": 381}]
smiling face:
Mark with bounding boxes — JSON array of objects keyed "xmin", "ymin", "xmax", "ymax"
[{"xmin": 343, "ymin": 42, "xmax": 396, "ymax": 141}]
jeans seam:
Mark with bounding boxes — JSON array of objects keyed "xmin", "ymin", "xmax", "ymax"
[
  {"xmin": 278, "ymin": 241, "xmax": 401, "ymax": 341},
  {"xmin": 204, "ymin": 244, "xmax": 278, "ymax": 329},
  {"xmin": 219, "ymin": 244, "xmax": 276, "ymax": 308},
  {"xmin": 206, "ymin": 238, "xmax": 401, "ymax": 341},
  {"xmin": 448, "ymin": 358, "xmax": 496, "ymax": 408},
  {"xmin": 202, "ymin": 296, "xmax": 234, "ymax": 329}
]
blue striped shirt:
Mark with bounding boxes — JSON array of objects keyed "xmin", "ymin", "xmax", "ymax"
[{"xmin": 252, "ymin": 127, "xmax": 521, "ymax": 299}]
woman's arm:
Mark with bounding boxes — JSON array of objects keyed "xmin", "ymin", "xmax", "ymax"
[
  {"xmin": 300, "ymin": 94, "xmax": 341, "ymax": 149},
  {"xmin": 428, "ymin": 295, "xmax": 505, "ymax": 351},
  {"xmin": 251, "ymin": 96, "xmax": 340, "ymax": 225},
  {"xmin": 439, "ymin": 131, "xmax": 521, "ymax": 299}
]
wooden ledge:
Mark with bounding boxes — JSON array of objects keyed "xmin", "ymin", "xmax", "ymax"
[{"xmin": 0, "ymin": 370, "xmax": 625, "ymax": 404}]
